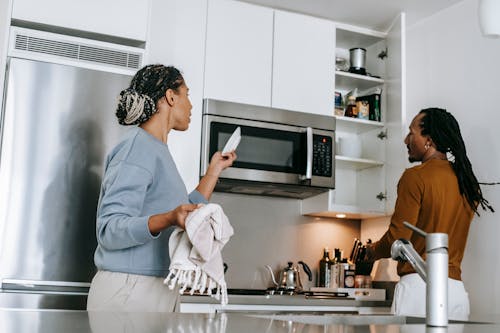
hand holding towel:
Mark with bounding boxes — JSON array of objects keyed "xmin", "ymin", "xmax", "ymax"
[{"xmin": 164, "ymin": 203, "xmax": 233, "ymax": 305}]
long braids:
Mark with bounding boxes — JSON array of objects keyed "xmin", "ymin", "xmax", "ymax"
[
  {"xmin": 116, "ymin": 64, "xmax": 184, "ymax": 125},
  {"xmin": 418, "ymin": 108, "xmax": 494, "ymax": 215}
]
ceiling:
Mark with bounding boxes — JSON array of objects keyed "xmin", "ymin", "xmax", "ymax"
[{"xmin": 238, "ymin": 0, "xmax": 465, "ymax": 31}]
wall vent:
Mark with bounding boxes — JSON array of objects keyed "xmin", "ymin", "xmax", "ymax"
[{"xmin": 10, "ymin": 28, "xmax": 143, "ymax": 71}]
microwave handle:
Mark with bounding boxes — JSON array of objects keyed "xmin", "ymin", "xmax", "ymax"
[{"xmin": 305, "ymin": 127, "xmax": 313, "ymax": 180}]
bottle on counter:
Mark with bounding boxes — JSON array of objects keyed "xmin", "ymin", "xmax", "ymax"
[
  {"xmin": 318, "ymin": 247, "xmax": 332, "ymax": 288},
  {"xmin": 334, "ymin": 248, "xmax": 342, "ymax": 263},
  {"xmin": 330, "ymin": 248, "xmax": 342, "ymax": 288}
]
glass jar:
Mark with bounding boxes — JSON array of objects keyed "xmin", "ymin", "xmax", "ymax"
[{"xmin": 344, "ymin": 96, "xmax": 357, "ymax": 118}]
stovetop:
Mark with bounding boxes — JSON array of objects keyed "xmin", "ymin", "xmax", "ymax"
[
  {"xmin": 227, "ymin": 289, "xmax": 268, "ymax": 296},
  {"xmin": 226, "ymin": 288, "xmax": 350, "ymax": 298}
]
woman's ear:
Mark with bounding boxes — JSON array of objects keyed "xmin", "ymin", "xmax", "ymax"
[{"xmin": 165, "ymin": 89, "xmax": 175, "ymax": 106}]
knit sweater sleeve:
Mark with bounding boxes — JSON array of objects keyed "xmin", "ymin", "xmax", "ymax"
[
  {"xmin": 372, "ymin": 168, "xmax": 424, "ymax": 259},
  {"xmin": 188, "ymin": 190, "xmax": 209, "ymax": 205},
  {"xmin": 96, "ymin": 161, "xmax": 157, "ymax": 250}
]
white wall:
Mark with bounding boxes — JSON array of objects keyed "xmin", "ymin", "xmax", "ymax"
[
  {"xmin": 211, "ymin": 192, "xmax": 360, "ymax": 289},
  {"xmin": 404, "ymin": 0, "xmax": 500, "ymax": 316},
  {"xmin": 360, "ymin": 216, "xmax": 398, "ymax": 281}
]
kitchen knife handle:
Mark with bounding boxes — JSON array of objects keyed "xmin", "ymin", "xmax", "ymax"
[{"xmin": 349, "ymin": 238, "xmax": 358, "ymax": 262}]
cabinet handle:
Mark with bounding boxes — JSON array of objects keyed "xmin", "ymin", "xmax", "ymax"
[
  {"xmin": 377, "ymin": 130, "xmax": 387, "ymax": 140},
  {"xmin": 378, "ymin": 47, "xmax": 388, "ymax": 60},
  {"xmin": 376, "ymin": 192, "xmax": 387, "ymax": 201},
  {"xmin": 304, "ymin": 127, "xmax": 313, "ymax": 180}
]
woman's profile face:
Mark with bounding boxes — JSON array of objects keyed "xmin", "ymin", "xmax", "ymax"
[{"xmin": 171, "ymin": 84, "xmax": 192, "ymax": 131}]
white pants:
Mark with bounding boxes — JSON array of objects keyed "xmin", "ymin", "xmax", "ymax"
[
  {"xmin": 392, "ymin": 273, "xmax": 470, "ymax": 320},
  {"xmin": 86, "ymin": 270, "xmax": 180, "ymax": 312}
]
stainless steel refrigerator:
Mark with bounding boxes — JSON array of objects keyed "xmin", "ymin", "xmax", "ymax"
[{"xmin": 0, "ymin": 30, "xmax": 139, "ymax": 309}]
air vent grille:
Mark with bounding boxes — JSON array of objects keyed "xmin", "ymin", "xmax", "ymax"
[
  {"xmin": 13, "ymin": 33, "xmax": 142, "ymax": 70},
  {"xmin": 26, "ymin": 36, "xmax": 79, "ymax": 59},
  {"xmin": 128, "ymin": 54, "xmax": 141, "ymax": 69},
  {"xmin": 79, "ymin": 45, "xmax": 128, "ymax": 67},
  {"xmin": 14, "ymin": 34, "xmax": 28, "ymax": 50}
]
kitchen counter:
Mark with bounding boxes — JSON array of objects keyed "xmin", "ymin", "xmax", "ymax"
[{"xmin": 1, "ymin": 309, "xmax": 499, "ymax": 333}]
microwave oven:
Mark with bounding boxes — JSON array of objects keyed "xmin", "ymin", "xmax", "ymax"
[{"xmin": 200, "ymin": 99, "xmax": 335, "ymax": 199}]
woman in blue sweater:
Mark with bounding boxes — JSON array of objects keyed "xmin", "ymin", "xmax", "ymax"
[{"xmin": 87, "ymin": 64, "xmax": 236, "ymax": 312}]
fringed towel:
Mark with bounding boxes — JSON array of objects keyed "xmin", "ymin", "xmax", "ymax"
[{"xmin": 164, "ymin": 203, "xmax": 234, "ymax": 305}]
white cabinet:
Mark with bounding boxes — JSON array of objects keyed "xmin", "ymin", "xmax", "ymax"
[
  {"xmin": 271, "ymin": 10, "xmax": 335, "ymax": 115},
  {"xmin": 302, "ymin": 15, "xmax": 407, "ymax": 219},
  {"xmin": 12, "ymin": 0, "xmax": 150, "ymax": 41},
  {"xmin": 146, "ymin": 0, "xmax": 209, "ymax": 192},
  {"xmin": 204, "ymin": 0, "xmax": 335, "ymax": 115},
  {"xmin": 204, "ymin": 0, "xmax": 274, "ymax": 107}
]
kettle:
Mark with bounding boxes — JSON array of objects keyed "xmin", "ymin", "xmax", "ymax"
[{"xmin": 266, "ymin": 261, "xmax": 313, "ymax": 291}]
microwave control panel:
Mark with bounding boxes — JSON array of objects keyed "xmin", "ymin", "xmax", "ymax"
[{"xmin": 312, "ymin": 135, "xmax": 333, "ymax": 177}]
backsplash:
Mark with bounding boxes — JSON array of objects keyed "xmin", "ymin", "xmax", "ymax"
[{"xmin": 211, "ymin": 192, "xmax": 360, "ymax": 289}]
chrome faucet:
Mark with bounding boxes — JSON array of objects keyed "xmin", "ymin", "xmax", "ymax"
[{"xmin": 391, "ymin": 221, "xmax": 448, "ymax": 327}]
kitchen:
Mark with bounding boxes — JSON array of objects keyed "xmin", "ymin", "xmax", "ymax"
[{"xmin": 0, "ymin": 0, "xmax": 499, "ymax": 331}]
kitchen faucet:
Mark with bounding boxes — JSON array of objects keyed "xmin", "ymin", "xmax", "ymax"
[{"xmin": 391, "ymin": 222, "xmax": 448, "ymax": 327}]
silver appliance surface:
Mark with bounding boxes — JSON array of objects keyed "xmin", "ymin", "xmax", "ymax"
[
  {"xmin": 200, "ymin": 99, "xmax": 335, "ymax": 198},
  {"xmin": 0, "ymin": 57, "xmax": 130, "ymax": 309},
  {"xmin": 202, "ymin": 99, "xmax": 335, "ymax": 131}
]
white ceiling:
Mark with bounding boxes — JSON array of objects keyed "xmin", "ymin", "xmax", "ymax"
[{"xmin": 238, "ymin": 0, "xmax": 465, "ymax": 31}]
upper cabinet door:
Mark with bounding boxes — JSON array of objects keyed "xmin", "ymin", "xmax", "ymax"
[
  {"xmin": 272, "ymin": 10, "xmax": 335, "ymax": 115},
  {"xmin": 12, "ymin": 0, "xmax": 150, "ymax": 41},
  {"xmin": 204, "ymin": 0, "xmax": 273, "ymax": 107},
  {"xmin": 384, "ymin": 13, "xmax": 408, "ymax": 214}
]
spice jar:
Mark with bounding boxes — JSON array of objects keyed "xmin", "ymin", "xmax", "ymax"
[{"xmin": 344, "ymin": 96, "xmax": 357, "ymax": 118}]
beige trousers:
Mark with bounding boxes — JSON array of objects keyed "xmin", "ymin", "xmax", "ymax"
[
  {"xmin": 86, "ymin": 270, "xmax": 180, "ymax": 312},
  {"xmin": 392, "ymin": 273, "xmax": 470, "ymax": 320}
]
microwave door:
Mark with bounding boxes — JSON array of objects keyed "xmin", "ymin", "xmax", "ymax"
[{"xmin": 204, "ymin": 118, "xmax": 308, "ymax": 185}]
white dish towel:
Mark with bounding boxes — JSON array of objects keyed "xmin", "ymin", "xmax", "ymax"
[{"xmin": 164, "ymin": 203, "xmax": 234, "ymax": 305}]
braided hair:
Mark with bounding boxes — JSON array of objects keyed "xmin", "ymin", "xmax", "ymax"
[
  {"xmin": 418, "ymin": 108, "xmax": 494, "ymax": 215},
  {"xmin": 116, "ymin": 64, "xmax": 184, "ymax": 125}
]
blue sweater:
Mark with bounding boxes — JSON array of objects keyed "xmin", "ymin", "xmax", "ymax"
[{"xmin": 94, "ymin": 127, "xmax": 207, "ymax": 277}]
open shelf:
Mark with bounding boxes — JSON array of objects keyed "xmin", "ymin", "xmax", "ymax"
[
  {"xmin": 335, "ymin": 24, "xmax": 386, "ymax": 49},
  {"xmin": 335, "ymin": 70, "xmax": 384, "ymax": 91},
  {"xmin": 335, "ymin": 155, "xmax": 384, "ymax": 170},
  {"xmin": 335, "ymin": 115, "xmax": 384, "ymax": 133}
]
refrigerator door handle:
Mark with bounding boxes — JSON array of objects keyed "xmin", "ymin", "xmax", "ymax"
[{"xmin": 1, "ymin": 279, "xmax": 90, "ymax": 293}]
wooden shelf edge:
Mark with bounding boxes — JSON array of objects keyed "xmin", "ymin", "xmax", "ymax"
[{"xmin": 304, "ymin": 205, "xmax": 387, "ymax": 220}]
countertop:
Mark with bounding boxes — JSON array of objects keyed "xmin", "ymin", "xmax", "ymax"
[{"xmin": 1, "ymin": 309, "xmax": 500, "ymax": 333}]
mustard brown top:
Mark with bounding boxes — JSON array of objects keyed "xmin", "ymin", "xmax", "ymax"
[{"xmin": 372, "ymin": 159, "xmax": 474, "ymax": 280}]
